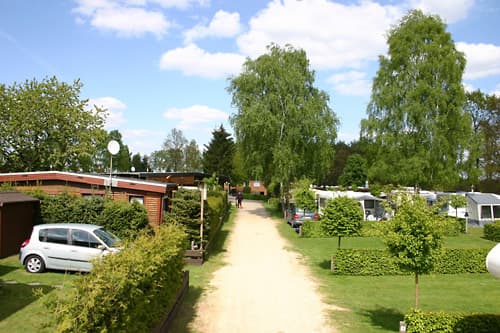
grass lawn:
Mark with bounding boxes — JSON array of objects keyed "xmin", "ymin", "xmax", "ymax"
[
  {"xmin": 0, "ymin": 255, "xmax": 79, "ymax": 333},
  {"xmin": 270, "ymin": 204, "xmax": 500, "ymax": 333}
]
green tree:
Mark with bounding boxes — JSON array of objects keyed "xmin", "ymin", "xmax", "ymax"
[
  {"xmin": 339, "ymin": 153, "xmax": 367, "ymax": 187},
  {"xmin": 383, "ymin": 194, "xmax": 444, "ymax": 308},
  {"xmin": 361, "ymin": 10, "xmax": 471, "ymax": 189},
  {"xmin": 0, "ymin": 77, "xmax": 106, "ymax": 172},
  {"xmin": 228, "ymin": 43, "xmax": 338, "ymax": 190},
  {"xmin": 292, "ymin": 178, "xmax": 317, "ymax": 212},
  {"xmin": 320, "ymin": 196, "xmax": 363, "ymax": 248},
  {"xmin": 131, "ymin": 153, "xmax": 149, "ymax": 172},
  {"xmin": 230, "ymin": 146, "xmax": 247, "ymax": 186},
  {"xmin": 202, "ymin": 125, "xmax": 235, "ymax": 177},
  {"xmin": 449, "ymin": 194, "xmax": 467, "ymax": 218},
  {"xmin": 150, "ymin": 129, "xmax": 201, "ymax": 172},
  {"xmin": 184, "ymin": 139, "xmax": 202, "ymax": 172},
  {"xmin": 97, "ymin": 130, "xmax": 131, "ymax": 172}
]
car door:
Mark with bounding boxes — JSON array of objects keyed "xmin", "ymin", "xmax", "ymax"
[
  {"xmin": 68, "ymin": 229, "xmax": 106, "ymax": 271},
  {"xmin": 39, "ymin": 227, "xmax": 72, "ymax": 270}
]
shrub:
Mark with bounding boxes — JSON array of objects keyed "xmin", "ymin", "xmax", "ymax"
[
  {"xmin": 51, "ymin": 224, "xmax": 187, "ymax": 333},
  {"xmin": 206, "ymin": 190, "xmax": 229, "ymax": 248},
  {"xmin": 242, "ymin": 193, "xmax": 267, "ymax": 201},
  {"xmin": 164, "ymin": 188, "xmax": 203, "ymax": 247},
  {"xmin": 405, "ymin": 309, "xmax": 500, "ymax": 333},
  {"xmin": 332, "ymin": 248, "xmax": 489, "ymax": 275},
  {"xmin": 301, "ymin": 221, "xmax": 326, "ymax": 238},
  {"xmin": 484, "ymin": 221, "xmax": 500, "ymax": 242},
  {"xmin": 320, "ymin": 196, "xmax": 363, "ymax": 248},
  {"xmin": 97, "ymin": 200, "xmax": 150, "ymax": 239}
]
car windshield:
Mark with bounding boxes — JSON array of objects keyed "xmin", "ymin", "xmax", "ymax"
[{"xmin": 94, "ymin": 228, "xmax": 121, "ymax": 247}]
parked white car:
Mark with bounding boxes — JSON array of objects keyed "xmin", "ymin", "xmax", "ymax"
[
  {"xmin": 486, "ymin": 243, "xmax": 500, "ymax": 279},
  {"xmin": 19, "ymin": 223, "xmax": 121, "ymax": 273}
]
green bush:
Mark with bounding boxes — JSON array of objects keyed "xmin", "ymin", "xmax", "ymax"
[
  {"xmin": 242, "ymin": 193, "xmax": 267, "ymax": 201},
  {"xmin": 405, "ymin": 309, "xmax": 500, "ymax": 333},
  {"xmin": 164, "ymin": 188, "xmax": 203, "ymax": 247},
  {"xmin": 206, "ymin": 190, "xmax": 229, "ymax": 248},
  {"xmin": 332, "ymin": 248, "xmax": 489, "ymax": 275},
  {"xmin": 439, "ymin": 216, "xmax": 465, "ymax": 236},
  {"xmin": 51, "ymin": 224, "xmax": 187, "ymax": 333},
  {"xmin": 301, "ymin": 221, "xmax": 326, "ymax": 238},
  {"xmin": 97, "ymin": 200, "xmax": 150, "ymax": 240},
  {"xmin": 484, "ymin": 221, "xmax": 500, "ymax": 242}
]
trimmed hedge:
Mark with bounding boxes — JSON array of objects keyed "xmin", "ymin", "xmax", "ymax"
[
  {"xmin": 484, "ymin": 221, "xmax": 500, "ymax": 242},
  {"xmin": 301, "ymin": 221, "xmax": 326, "ymax": 238},
  {"xmin": 405, "ymin": 309, "xmax": 500, "ymax": 333},
  {"xmin": 242, "ymin": 193, "xmax": 268, "ymax": 201},
  {"xmin": 96, "ymin": 200, "xmax": 150, "ymax": 240},
  {"xmin": 332, "ymin": 248, "xmax": 489, "ymax": 275},
  {"xmin": 50, "ymin": 224, "xmax": 187, "ymax": 333}
]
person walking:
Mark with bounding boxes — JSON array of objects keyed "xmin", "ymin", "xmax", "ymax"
[{"xmin": 237, "ymin": 192, "xmax": 243, "ymax": 208}]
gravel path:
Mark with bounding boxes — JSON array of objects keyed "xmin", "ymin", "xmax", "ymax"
[{"xmin": 192, "ymin": 200, "xmax": 336, "ymax": 333}]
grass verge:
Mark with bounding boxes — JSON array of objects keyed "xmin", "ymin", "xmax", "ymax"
[{"xmin": 267, "ymin": 203, "xmax": 500, "ymax": 333}]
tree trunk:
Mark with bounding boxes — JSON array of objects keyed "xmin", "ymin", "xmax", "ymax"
[
  {"xmin": 415, "ymin": 272, "xmax": 419, "ymax": 309},
  {"xmin": 337, "ymin": 236, "xmax": 341, "ymax": 249}
]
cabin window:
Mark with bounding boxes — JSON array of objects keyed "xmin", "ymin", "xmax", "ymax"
[
  {"xmin": 129, "ymin": 196, "xmax": 144, "ymax": 205},
  {"xmin": 494, "ymin": 206, "xmax": 500, "ymax": 219}
]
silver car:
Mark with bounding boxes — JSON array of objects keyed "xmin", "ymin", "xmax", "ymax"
[{"xmin": 19, "ymin": 223, "xmax": 121, "ymax": 273}]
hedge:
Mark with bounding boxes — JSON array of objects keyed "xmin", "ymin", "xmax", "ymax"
[
  {"xmin": 484, "ymin": 221, "xmax": 500, "ymax": 242},
  {"xmin": 50, "ymin": 224, "xmax": 187, "ymax": 333},
  {"xmin": 332, "ymin": 248, "xmax": 489, "ymax": 275},
  {"xmin": 301, "ymin": 221, "xmax": 326, "ymax": 238},
  {"xmin": 405, "ymin": 309, "xmax": 500, "ymax": 333}
]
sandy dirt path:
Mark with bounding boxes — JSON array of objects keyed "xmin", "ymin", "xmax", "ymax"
[{"xmin": 192, "ymin": 200, "xmax": 336, "ymax": 333}]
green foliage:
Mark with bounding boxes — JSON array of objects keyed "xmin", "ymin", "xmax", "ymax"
[
  {"xmin": 164, "ymin": 188, "xmax": 202, "ymax": 245},
  {"xmin": 51, "ymin": 224, "xmax": 187, "ymax": 333},
  {"xmin": 0, "ymin": 76, "xmax": 106, "ymax": 172},
  {"xmin": 97, "ymin": 130, "xmax": 131, "ymax": 173},
  {"xmin": 205, "ymin": 190, "xmax": 229, "ymax": 250},
  {"xmin": 301, "ymin": 221, "xmax": 326, "ymax": 238},
  {"xmin": 383, "ymin": 195, "xmax": 444, "ymax": 275},
  {"xmin": 484, "ymin": 221, "xmax": 500, "ymax": 242},
  {"xmin": 97, "ymin": 200, "xmax": 150, "ymax": 239},
  {"xmin": 228, "ymin": 43, "xmax": 338, "ymax": 186},
  {"xmin": 34, "ymin": 192, "xmax": 82, "ymax": 224},
  {"xmin": 320, "ymin": 196, "xmax": 363, "ymax": 248},
  {"xmin": 332, "ymin": 248, "xmax": 489, "ymax": 275},
  {"xmin": 449, "ymin": 195, "xmax": 467, "ymax": 217},
  {"xmin": 405, "ymin": 309, "xmax": 500, "ymax": 333},
  {"xmin": 202, "ymin": 125, "xmax": 235, "ymax": 178},
  {"xmin": 149, "ymin": 129, "xmax": 201, "ymax": 172},
  {"xmin": 383, "ymin": 194, "xmax": 444, "ymax": 308},
  {"xmin": 242, "ymin": 186, "xmax": 251, "ymax": 194},
  {"xmin": 242, "ymin": 193, "xmax": 267, "ymax": 201},
  {"xmin": 361, "ymin": 10, "xmax": 471, "ymax": 189},
  {"xmin": 338, "ymin": 154, "xmax": 367, "ymax": 187},
  {"xmin": 292, "ymin": 178, "xmax": 317, "ymax": 212}
]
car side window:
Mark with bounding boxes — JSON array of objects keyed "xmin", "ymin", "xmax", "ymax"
[
  {"xmin": 71, "ymin": 229, "xmax": 101, "ymax": 248},
  {"xmin": 39, "ymin": 228, "xmax": 69, "ymax": 245}
]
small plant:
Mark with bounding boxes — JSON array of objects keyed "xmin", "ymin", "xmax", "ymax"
[{"xmin": 320, "ymin": 196, "xmax": 363, "ymax": 248}]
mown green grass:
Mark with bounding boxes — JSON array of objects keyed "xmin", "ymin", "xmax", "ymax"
[
  {"xmin": 0, "ymin": 255, "xmax": 79, "ymax": 332},
  {"xmin": 271, "ymin": 204, "xmax": 500, "ymax": 333}
]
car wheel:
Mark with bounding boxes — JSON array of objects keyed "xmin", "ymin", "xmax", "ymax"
[{"xmin": 25, "ymin": 255, "xmax": 45, "ymax": 273}]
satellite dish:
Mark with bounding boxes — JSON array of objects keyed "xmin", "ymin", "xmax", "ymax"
[{"xmin": 107, "ymin": 140, "xmax": 120, "ymax": 155}]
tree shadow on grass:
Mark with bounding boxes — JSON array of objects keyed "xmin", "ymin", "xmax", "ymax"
[
  {"xmin": 0, "ymin": 264, "xmax": 17, "ymax": 277},
  {"xmin": 166, "ymin": 286, "xmax": 204, "ymax": 333},
  {"xmin": 0, "ymin": 283, "xmax": 54, "ymax": 321},
  {"xmin": 362, "ymin": 306, "xmax": 405, "ymax": 332}
]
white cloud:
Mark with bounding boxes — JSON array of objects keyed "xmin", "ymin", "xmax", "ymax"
[
  {"xmin": 463, "ymin": 82, "xmax": 475, "ymax": 92},
  {"xmin": 122, "ymin": 129, "xmax": 165, "ymax": 155},
  {"xmin": 456, "ymin": 42, "xmax": 500, "ymax": 79},
  {"xmin": 184, "ymin": 10, "xmax": 241, "ymax": 43},
  {"xmin": 408, "ymin": 0, "xmax": 475, "ymax": 23},
  {"xmin": 88, "ymin": 96, "xmax": 127, "ymax": 129},
  {"xmin": 236, "ymin": 0, "xmax": 402, "ymax": 70},
  {"xmin": 327, "ymin": 71, "xmax": 372, "ymax": 96},
  {"xmin": 163, "ymin": 104, "xmax": 228, "ymax": 130},
  {"xmin": 73, "ymin": 0, "xmax": 171, "ymax": 37},
  {"xmin": 148, "ymin": 0, "xmax": 209, "ymax": 9},
  {"xmin": 159, "ymin": 43, "xmax": 245, "ymax": 79}
]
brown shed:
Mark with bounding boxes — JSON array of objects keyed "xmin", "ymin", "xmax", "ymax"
[{"xmin": 0, "ymin": 191, "xmax": 40, "ymax": 258}]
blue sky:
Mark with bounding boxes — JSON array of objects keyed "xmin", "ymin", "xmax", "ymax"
[{"xmin": 1, "ymin": 0, "xmax": 499, "ymax": 156}]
